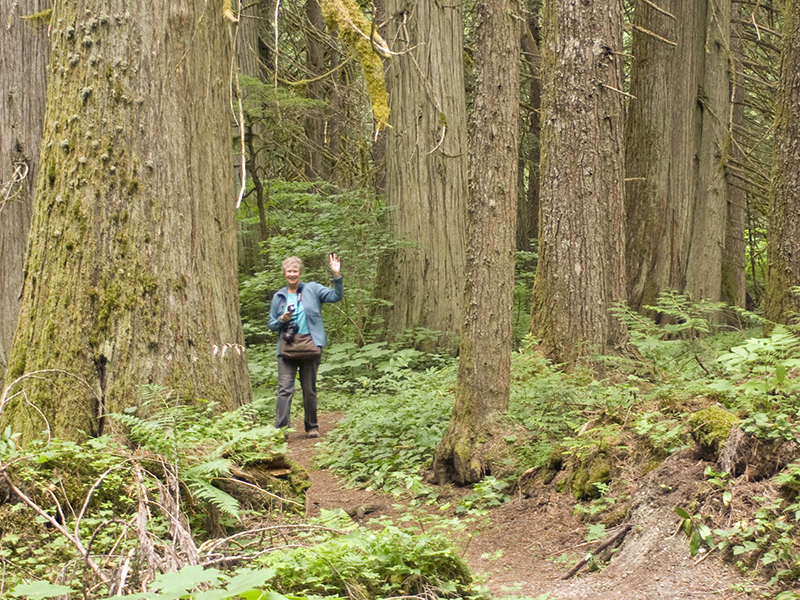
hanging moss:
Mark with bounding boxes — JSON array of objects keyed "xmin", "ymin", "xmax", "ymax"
[
  {"xmin": 222, "ymin": 0, "xmax": 237, "ymax": 22},
  {"xmin": 21, "ymin": 8, "xmax": 53, "ymax": 28},
  {"xmin": 320, "ymin": 0, "xmax": 390, "ymax": 130}
]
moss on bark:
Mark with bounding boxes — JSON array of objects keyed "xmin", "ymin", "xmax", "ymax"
[{"xmin": 2, "ymin": 0, "xmax": 251, "ymax": 443}]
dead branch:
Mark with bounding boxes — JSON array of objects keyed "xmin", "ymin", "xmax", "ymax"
[
  {"xmin": 0, "ymin": 470, "xmax": 111, "ymax": 587},
  {"xmin": 0, "ymin": 162, "xmax": 29, "ymax": 213},
  {"xmin": 629, "ymin": 24, "xmax": 677, "ymax": 46},
  {"xmin": 217, "ymin": 474, "xmax": 305, "ymax": 509},
  {"xmin": 600, "ymin": 83, "xmax": 637, "ymax": 100},
  {"xmin": 638, "ymin": 0, "xmax": 676, "ymax": 19},
  {"xmin": 731, "ymin": 18, "xmax": 780, "ymax": 39},
  {"xmin": 199, "ymin": 524, "xmax": 348, "ymax": 557},
  {"xmin": 155, "ymin": 469, "xmax": 201, "ymax": 567},
  {"xmin": 561, "ymin": 525, "xmax": 632, "ymax": 579}
]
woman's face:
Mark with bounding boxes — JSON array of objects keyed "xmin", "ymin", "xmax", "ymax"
[{"xmin": 284, "ymin": 266, "xmax": 301, "ymax": 287}]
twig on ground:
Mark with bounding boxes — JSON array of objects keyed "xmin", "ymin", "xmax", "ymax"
[{"xmin": 561, "ymin": 525, "xmax": 631, "ymax": 580}]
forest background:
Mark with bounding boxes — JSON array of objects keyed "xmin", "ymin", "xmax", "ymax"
[{"xmin": 2, "ymin": 0, "xmax": 800, "ymax": 598}]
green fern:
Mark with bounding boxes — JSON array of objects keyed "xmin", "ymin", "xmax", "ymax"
[{"xmin": 184, "ymin": 476, "xmax": 242, "ymax": 519}]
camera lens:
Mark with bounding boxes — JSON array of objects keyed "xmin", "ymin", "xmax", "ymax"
[{"xmin": 283, "ymin": 321, "xmax": 298, "ymax": 343}]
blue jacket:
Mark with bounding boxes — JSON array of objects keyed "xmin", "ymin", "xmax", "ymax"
[{"xmin": 268, "ymin": 277, "xmax": 344, "ymax": 355}]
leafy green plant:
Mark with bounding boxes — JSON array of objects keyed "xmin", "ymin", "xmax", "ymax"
[
  {"xmin": 714, "ymin": 494, "xmax": 800, "ymax": 583},
  {"xmin": 0, "ymin": 425, "xmax": 19, "ymax": 457},
  {"xmin": 710, "ymin": 325, "xmax": 800, "ymax": 411},
  {"xmin": 612, "ymin": 293, "xmax": 761, "ymax": 381},
  {"xmin": 9, "ymin": 581, "xmax": 75, "ymax": 599},
  {"xmin": 633, "ymin": 412, "xmax": 688, "ymax": 455},
  {"xmin": 10, "ymin": 565, "xmax": 288, "ymax": 600},
  {"xmin": 318, "ymin": 339, "xmax": 453, "ymax": 392},
  {"xmin": 317, "ymin": 368, "xmax": 455, "ymax": 497},
  {"xmin": 111, "ymin": 386, "xmax": 287, "ymax": 519},
  {"xmin": 704, "ymin": 466, "xmax": 733, "ymax": 507},
  {"xmin": 456, "ymin": 476, "xmax": 511, "ymax": 515},
  {"xmin": 674, "ymin": 507, "xmax": 715, "ymax": 557},
  {"xmin": 257, "ymin": 510, "xmax": 478, "ymax": 599},
  {"xmin": 574, "ymin": 482, "xmax": 617, "ymax": 520}
]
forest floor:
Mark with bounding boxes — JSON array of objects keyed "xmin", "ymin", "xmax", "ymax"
[{"xmin": 286, "ymin": 413, "xmax": 761, "ymax": 600}]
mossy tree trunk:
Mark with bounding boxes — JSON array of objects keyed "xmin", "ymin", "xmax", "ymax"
[
  {"xmin": 764, "ymin": 0, "xmax": 800, "ymax": 323},
  {"xmin": 0, "ymin": 0, "xmax": 50, "ymax": 381},
  {"xmin": 433, "ymin": 0, "xmax": 519, "ymax": 485},
  {"xmin": 530, "ymin": 0, "xmax": 627, "ymax": 366},
  {"xmin": 3, "ymin": 0, "xmax": 251, "ymax": 441},
  {"xmin": 373, "ymin": 0, "xmax": 469, "ymax": 353}
]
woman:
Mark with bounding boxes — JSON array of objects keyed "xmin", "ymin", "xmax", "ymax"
[{"xmin": 268, "ymin": 253, "xmax": 343, "ymax": 438}]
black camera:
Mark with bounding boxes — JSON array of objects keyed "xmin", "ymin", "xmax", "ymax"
[{"xmin": 283, "ymin": 321, "xmax": 299, "ymax": 343}]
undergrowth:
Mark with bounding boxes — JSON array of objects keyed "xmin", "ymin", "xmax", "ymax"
[
  {"xmin": 316, "ymin": 367, "xmax": 456, "ymax": 500},
  {"xmin": 0, "ymin": 386, "xmax": 482, "ymax": 600},
  {"xmin": 5, "ymin": 292, "xmax": 800, "ymax": 597},
  {"xmin": 318, "ymin": 293, "xmax": 800, "ymax": 594}
]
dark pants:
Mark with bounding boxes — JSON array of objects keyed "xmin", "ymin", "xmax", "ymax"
[{"xmin": 276, "ymin": 354, "xmax": 321, "ymax": 432}]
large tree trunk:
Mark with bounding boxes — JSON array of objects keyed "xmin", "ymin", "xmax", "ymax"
[
  {"xmin": 624, "ymin": 0, "xmax": 691, "ymax": 311},
  {"xmin": 624, "ymin": 0, "xmax": 735, "ymax": 312},
  {"xmin": 373, "ymin": 0, "xmax": 469, "ymax": 353},
  {"xmin": 530, "ymin": 0, "xmax": 627, "ymax": 366},
  {"xmin": 764, "ymin": 0, "xmax": 800, "ymax": 323},
  {"xmin": 0, "ymin": 1, "xmax": 50, "ymax": 381},
  {"xmin": 433, "ymin": 0, "xmax": 519, "ymax": 485},
  {"xmin": 684, "ymin": 0, "xmax": 732, "ymax": 301},
  {"xmin": 304, "ymin": 0, "xmax": 328, "ymax": 181},
  {"xmin": 3, "ymin": 0, "xmax": 251, "ymax": 441},
  {"xmin": 722, "ymin": 24, "xmax": 747, "ymax": 310},
  {"xmin": 518, "ymin": 14, "xmax": 541, "ymax": 253}
]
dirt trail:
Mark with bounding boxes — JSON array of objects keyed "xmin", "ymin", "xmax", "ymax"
[{"xmin": 286, "ymin": 414, "xmax": 751, "ymax": 600}]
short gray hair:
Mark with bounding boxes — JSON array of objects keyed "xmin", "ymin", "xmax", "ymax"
[{"xmin": 281, "ymin": 256, "xmax": 303, "ymax": 274}]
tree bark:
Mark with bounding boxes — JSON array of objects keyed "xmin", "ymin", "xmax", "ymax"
[
  {"xmin": 304, "ymin": 0, "xmax": 327, "ymax": 180},
  {"xmin": 433, "ymin": 0, "xmax": 519, "ymax": 485},
  {"xmin": 684, "ymin": 0, "xmax": 732, "ymax": 302},
  {"xmin": 624, "ymin": 0, "xmax": 735, "ymax": 312},
  {"xmin": 624, "ymin": 0, "xmax": 690, "ymax": 311},
  {"xmin": 0, "ymin": 1, "xmax": 50, "ymax": 381},
  {"xmin": 722, "ymin": 24, "xmax": 747, "ymax": 311},
  {"xmin": 373, "ymin": 0, "xmax": 469, "ymax": 353},
  {"xmin": 530, "ymin": 0, "xmax": 627, "ymax": 366},
  {"xmin": 518, "ymin": 14, "xmax": 541, "ymax": 253},
  {"xmin": 3, "ymin": 0, "xmax": 251, "ymax": 441},
  {"xmin": 764, "ymin": 0, "xmax": 800, "ymax": 323}
]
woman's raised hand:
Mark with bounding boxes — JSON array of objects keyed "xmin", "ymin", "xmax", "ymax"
[{"xmin": 329, "ymin": 253, "xmax": 341, "ymax": 278}]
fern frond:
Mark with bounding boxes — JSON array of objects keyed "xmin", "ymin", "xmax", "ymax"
[
  {"xmin": 184, "ymin": 458, "xmax": 233, "ymax": 479},
  {"xmin": 185, "ymin": 478, "xmax": 241, "ymax": 519}
]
